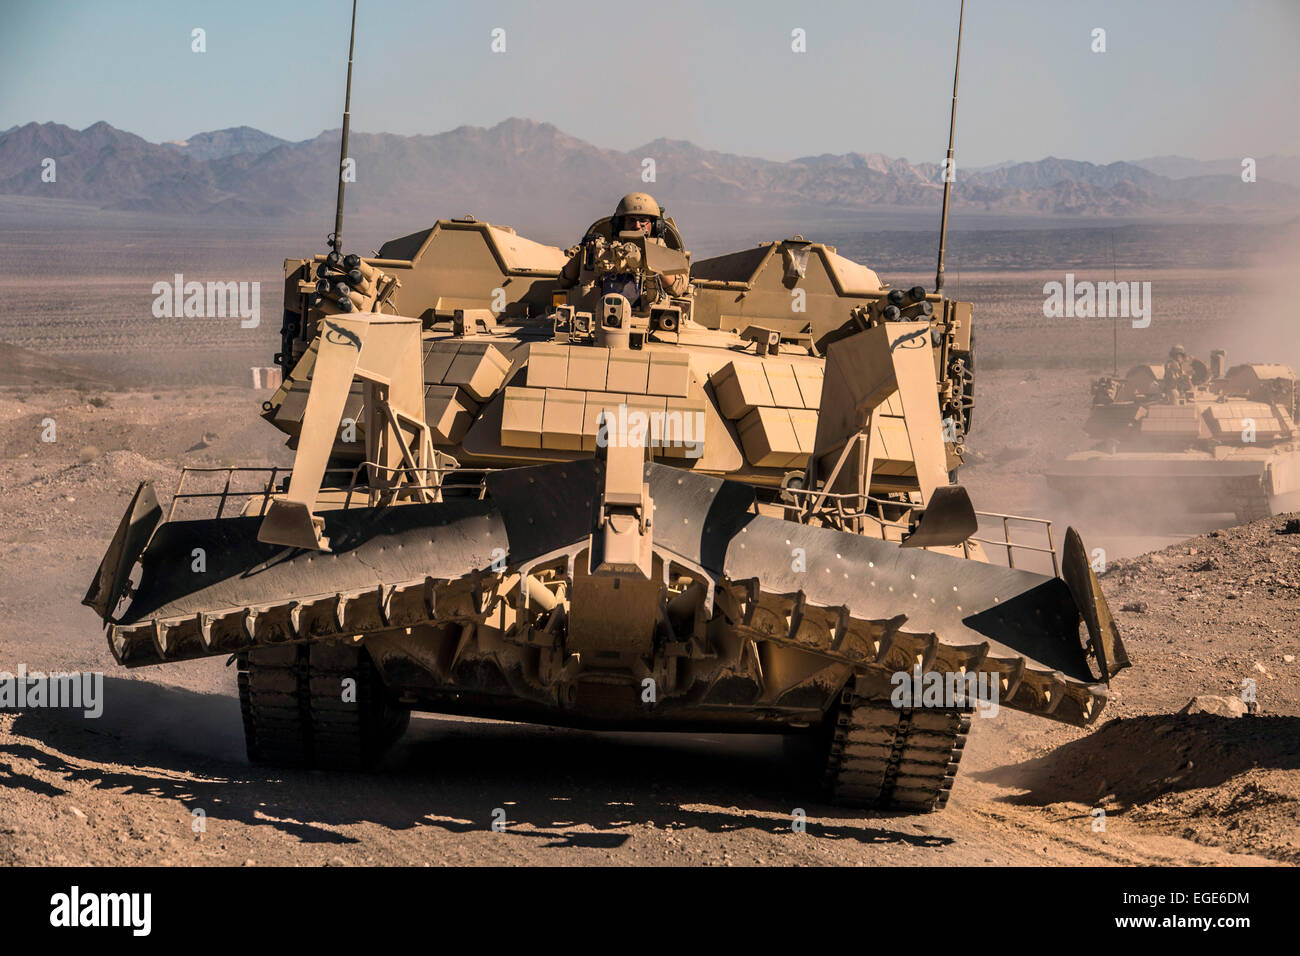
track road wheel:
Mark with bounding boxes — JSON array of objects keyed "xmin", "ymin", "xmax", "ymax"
[
  {"xmin": 822, "ymin": 689, "xmax": 971, "ymax": 813},
  {"xmin": 238, "ymin": 640, "xmax": 410, "ymax": 770}
]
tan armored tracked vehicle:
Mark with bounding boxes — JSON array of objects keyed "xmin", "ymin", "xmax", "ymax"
[
  {"xmin": 81, "ymin": 2, "xmax": 1128, "ymax": 813},
  {"xmin": 83, "ymin": 193, "xmax": 1128, "ymax": 812},
  {"xmin": 1046, "ymin": 347, "xmax": 1300, "ymax": 523}
]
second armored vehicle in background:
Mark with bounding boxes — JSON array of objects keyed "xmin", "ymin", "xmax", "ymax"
[{"xmin": 1046, "ymin": 347, "xmax": 1300, "ymax": 523}]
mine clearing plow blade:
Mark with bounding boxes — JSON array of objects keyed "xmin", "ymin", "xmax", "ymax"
[
  {"xmin": 87, "ymin": 464, "xmax": 1126, "ymax": 728},
  {"xmin": 86, "ymin": 483, "xmax": 513, "ymax": 667},
  {"xmin": 704, "ymin": 521, "xmax": 1121, "ymax": 726},
  {"xmin": 644, "ymin": 464, "xmax": 1127, "ymax": 727}
]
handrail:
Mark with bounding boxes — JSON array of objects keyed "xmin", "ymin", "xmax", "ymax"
[
  {"xmin": 165, "ymin": 465, "xmax": 1061, "ymax": 575},
  {"xmin": 970, "ymin": 510, "xmax": 1059, "ymax": 576},
  {"xmin": 166, "ymin": 462, "xmax": 491, "ymax": 521},
  {"xmin": 782, "ymin": 485, "xmax": 1061, "ymax": 575}
]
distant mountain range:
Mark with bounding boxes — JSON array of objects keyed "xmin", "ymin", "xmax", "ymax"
[
  {"xmin": 2, "ymin": 119, "xmax": 1296, "ymax": 222},
  {"xmin": 1133, "ymin": 154, "xmax": 1300, "ymax": 185},
  {"xmin": 163, "ymin": 125, "xmax": 290, "ymax": 162}
]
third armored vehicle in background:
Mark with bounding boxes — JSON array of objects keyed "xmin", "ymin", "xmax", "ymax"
[{"xmin": 1046, "ymin": 349, "xmax": 1300, "ymax": 523}]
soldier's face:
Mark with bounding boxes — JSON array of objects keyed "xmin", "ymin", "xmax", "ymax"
[{"xmin": 627, "ymin": 216, "xmax": 652, "ymax": 235}]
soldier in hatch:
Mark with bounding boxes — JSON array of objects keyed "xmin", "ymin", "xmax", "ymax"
[
  {"xmin": 557, "ymin": 192, "xmax": 690, "ymax": 300},
  {"xmin": 1163, "ymin": 345, "xmax": 1193, "ymax": 400}
]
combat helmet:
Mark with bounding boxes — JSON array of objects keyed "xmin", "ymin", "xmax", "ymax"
[
  {"xmin": 613, "ymin": 192, "xmax": 662, "ymax": 234},
  {"xmin": 615, "ymin": 192, "xmax": 661, "ymax": 219}
]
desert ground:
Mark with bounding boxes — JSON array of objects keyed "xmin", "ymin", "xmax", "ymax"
[{"xmin": 1, "ymin": 203, "xmax": 1297, "ymax": 866}]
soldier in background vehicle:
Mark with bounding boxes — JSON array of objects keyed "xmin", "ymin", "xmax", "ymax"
[{"xmin": 1164, "ymin": 344, "xmax": 1192, "ymax": 400}]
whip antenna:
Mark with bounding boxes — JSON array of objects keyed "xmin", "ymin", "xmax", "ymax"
[
  {"xmin": 1111, "ymin": 230, "xmax": 1119, "ymax": 376},
  {"xmin": 329, "ymin": 0, "xmax": 358, "ymax": 258},
  {"xmin": 935, "ymin": 0, "xmax": 964, "ymax": 293}
]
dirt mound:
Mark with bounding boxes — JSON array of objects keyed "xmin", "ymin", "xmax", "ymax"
[
  {"xmin": 67, "ymin": 448, "xmax": 177, "ymax": 490},
  {"xmin": 1128, "ymin": 771, "xmax": 1300, "ymax": 863},
  {"xmin": 1, "ymin": 450, "xmax": 178, "ymax": 538},
  {"xmin": 984, "ymin": 714, "xmax": 1300, "ymax": 805},
  {"xmin": 978, "ymin": 714, "xmax": 1300, "ymax": 862}
]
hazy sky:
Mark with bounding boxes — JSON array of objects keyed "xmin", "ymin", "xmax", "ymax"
[{"xmin": 3, "ymin": 0, "xmax": 1296, "ymax": 167}]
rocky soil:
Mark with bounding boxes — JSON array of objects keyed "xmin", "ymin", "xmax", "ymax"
[{"xmin": 1, "ymin": 378, "xmax": 1297, "ymax": 866}]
